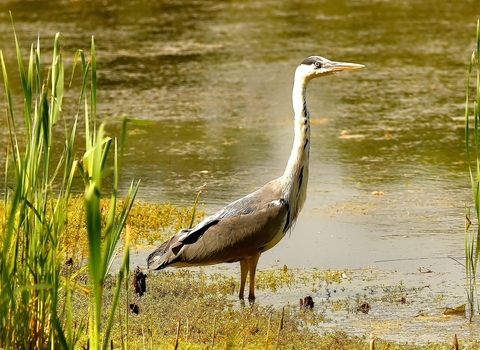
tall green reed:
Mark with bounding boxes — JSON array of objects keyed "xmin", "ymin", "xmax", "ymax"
[
  {"xmin": 0, "ymin": 28, "xmax": 75, "ymax": 349},
  {"xmin": 74, "ymin": 37, "xmax": 140, "ymax": 350},
  {"xmin": 0, "ymin": 21, "xmax": 138, "ymax": 348},
  {"xmin": 465, "ymin": 19, "xmax": 480, "ymax": 322}
]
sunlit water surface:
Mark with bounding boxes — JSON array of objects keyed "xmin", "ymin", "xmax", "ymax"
[{"xmin": 0, "ymin": 0, "xmax": 479, "ymax": 344}]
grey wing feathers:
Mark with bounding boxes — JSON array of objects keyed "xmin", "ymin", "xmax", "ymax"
[{"xmin": 147, "ymin": 180, "xmax": 288, "ymax": 270}]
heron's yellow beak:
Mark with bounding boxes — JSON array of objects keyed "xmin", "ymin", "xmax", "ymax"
[{"xmin": 327, "ymin": 61, "xmax": 365, "ymax": 73}]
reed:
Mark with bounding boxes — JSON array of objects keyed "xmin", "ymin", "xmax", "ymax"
[
  {"xmin": 465, "ymin": 19, "xmax": 480, "ymax": 322},
  {"xmin": 75, "ymin": 37, "xmax": 139, "ymax": 349},
  {"xmin": 0, "ymin": 19, "xmax": 138, "ymax": 348},
  {"xmin": 0, "ymin": 23, "xmax": 76, "ymax": 349}
]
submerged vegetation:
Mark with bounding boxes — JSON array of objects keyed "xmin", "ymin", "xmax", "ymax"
[{"xmin": 60, "ymin": 265, "xmax": 473, "ymax": 349}]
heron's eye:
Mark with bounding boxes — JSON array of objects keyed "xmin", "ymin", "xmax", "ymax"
[{"xmin": 314, "ymin": 61, "xmax": 323, "ymax": 68}]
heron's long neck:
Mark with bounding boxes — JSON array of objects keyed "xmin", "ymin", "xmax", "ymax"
[{"xmin": 280, "ymin": 72, "xmax": 311, "ymax": 229}]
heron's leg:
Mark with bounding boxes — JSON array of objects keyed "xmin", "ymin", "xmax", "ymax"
[
  {"xmin": 239, "ymin": 259, "xmax": 248, "ymax": 300},
  {"xmin": 247, "ymin": 251, "xmax": 261, "ymax": 301}
]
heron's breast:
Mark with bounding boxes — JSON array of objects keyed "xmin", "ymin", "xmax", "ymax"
[{"xmin": 260, "ymin": 219, "xmax": 288, "ymax": 253}]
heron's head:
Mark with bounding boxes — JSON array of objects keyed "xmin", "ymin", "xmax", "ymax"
[{"xmin": 297, "ymin": 55, "xmax": 364, "ymax": 82}]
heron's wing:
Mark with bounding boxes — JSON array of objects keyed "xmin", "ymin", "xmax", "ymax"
[{"xmin": 147, "ymin": 179, "xmax": 288, "ymax": 269}]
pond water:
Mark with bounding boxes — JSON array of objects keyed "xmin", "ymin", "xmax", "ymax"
[{"xmin": 1, "ymin": 0, "xmax": 480, "ymax": 344}]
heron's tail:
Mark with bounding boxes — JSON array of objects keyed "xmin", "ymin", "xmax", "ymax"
[
  {"xmin": 146, "ymin": 242, "xmax": 168, "ymax": 270},
  {"xmin": 147, "ymin": 233, "xmax": 185, "ymax": 270}
]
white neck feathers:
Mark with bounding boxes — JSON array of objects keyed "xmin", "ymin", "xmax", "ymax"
[{"xmin": 280, "ymin": 67, "xmax": 312, "ymax": 229}]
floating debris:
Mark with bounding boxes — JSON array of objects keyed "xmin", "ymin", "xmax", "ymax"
[
  {"xmin": 356, "ymin": 302, "xmax": 370, "ymax": 314},
  {"xmin": 133, "ymin": 266, "xmax": 147, "ymax": 296},
  {"xmin": 129, "ymin": 303, "xmax": 140, "ymax": 314},
  {"xmin": 310, "ymin": 117, "xmax": 329, "ymax": 124},
  {"xmin": 371, "ymin": 191, "xmax": 384, "ymax": 196},
  {"xmin": 339, "ymin": 130, "xmax": 366, "ymax": 139},
  {"xmin": 396, "ymin": 297, "xmax": 407, "ymax": 304},
  {"xmin": 418, "ymin": 266, "xmax": 433, "ymax": 273},
  {"xmin": 415, "ymin": 310, "xmax": 428, "ymax": 318},
  {"xmin": 443, "ymin": 303, "xmax": 466, "ymax": 316},
  {"xmin": 300, "ymin": 296, "xmax": 314, "ymax": 309}
]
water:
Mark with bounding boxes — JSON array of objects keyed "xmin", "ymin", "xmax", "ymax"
[{"xmin": 0, "ymin": 0, "xmax": 479, "ymax": 343}]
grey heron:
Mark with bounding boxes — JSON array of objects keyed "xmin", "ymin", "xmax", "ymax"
[{"xmin": 147, "ymin": 56, "xmax": 364, "ymax": 301}]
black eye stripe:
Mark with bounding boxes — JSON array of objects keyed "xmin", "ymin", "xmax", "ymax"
[
  {"xmin": 301, "ymin": 56, "xmax": 323, "ymax": 66},
  {"xmin": 314, "ymin": 61, "xmax": 322, "ymax": 68}
]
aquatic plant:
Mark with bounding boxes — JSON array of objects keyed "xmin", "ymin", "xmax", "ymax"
[
  {"xmin": 74, "ymin": 37, "xmax": 140, "ymax": 350},
  {"xmin": 0, "ymin": 27, "xmax": 75, "ymax": 349},
  {"xmin": 465, "ymin": 19, "xmax": 480, "ymax": 322},
  {"xmin": 0, "ymin": 18, "xmax": 138, "ymax": 349}
]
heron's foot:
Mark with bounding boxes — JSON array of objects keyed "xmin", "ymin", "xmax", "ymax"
[
  {"xmin": 238, "ymin": 297, "xmax": 255, "ymax": 308},
  {"xmin": 238, "ymin": 293, "xmax": 256, "ymax": 304}
]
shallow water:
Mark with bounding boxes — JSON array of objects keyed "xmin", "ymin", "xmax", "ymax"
[{"xmin": 1, "ymin": 0, "xmax": 480, "ymax": 344}]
